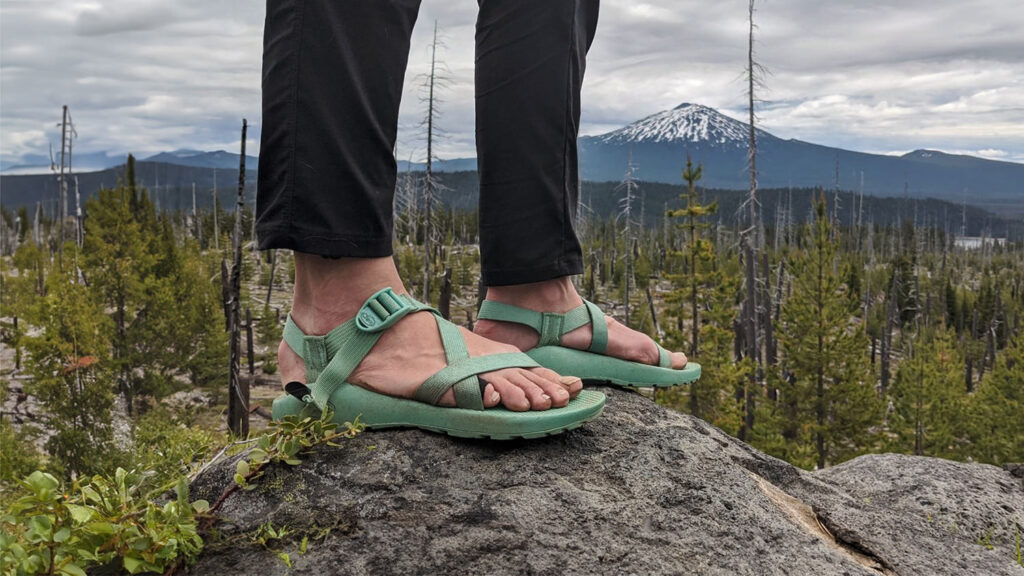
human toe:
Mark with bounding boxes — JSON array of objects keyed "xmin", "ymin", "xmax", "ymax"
[
  {"xmin": 668, "ymin": 350, "xmax": 688, "ymax": 369},
  {"xmin": 558, "ymin": 375, "xmax": 583, "ymax": 397},
  {"xmin": 524, "ymin": 370, "xmax": 571, "ymax": 407},
  {"xmin": 505, "ymin": 371, "xmax": 552, "ymax": 410},
  {"xmin": 484, "ymin": 374, "xmax": 531, "ymax": 412},
  {"xmin": 482, "ymin": 383, "xmax": 501, "ymax": 408}
]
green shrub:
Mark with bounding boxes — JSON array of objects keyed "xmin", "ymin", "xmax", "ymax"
[
  {"xmin": 0, "ymin": 419, "xmax": 43, "ymax": 488},
  {"xmin": 0, "ymin": 469, "xmax": 205, "ymax": 575}
]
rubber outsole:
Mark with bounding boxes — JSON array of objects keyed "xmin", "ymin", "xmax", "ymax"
[
  {"xmin": 270, "ymin": 384, "xmax": 606, "ymax": 440},
  {"xmin": 526, "ymin": 346, "xmax": 701, "ymax": 388}
]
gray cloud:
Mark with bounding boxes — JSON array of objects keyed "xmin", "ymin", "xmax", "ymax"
[
  {"xmin": 74, "ymin": 3, "xmax": 182, "ymax": 37},
  {"xmin": 2, "ymin": 0, "xmax": 1022, "ymax": 171}
]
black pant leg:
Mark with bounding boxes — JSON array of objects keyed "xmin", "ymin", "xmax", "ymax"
[
  {"xmin": 257, "ymin": 0, "xmax": 421, "ymax": 257},
  {"xmin": 475, "ymin": 0, "xmax": 599, "ymax": 286}
]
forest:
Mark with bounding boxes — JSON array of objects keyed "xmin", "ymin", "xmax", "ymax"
[{"xmin": 1, "ymin": 153, "xmax": 1022, "ymax": 573}]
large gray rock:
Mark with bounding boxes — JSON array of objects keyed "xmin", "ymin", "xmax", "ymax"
[{"xmin": 189, "ymin": 388, "xmax": 1023, "ymax": 575}]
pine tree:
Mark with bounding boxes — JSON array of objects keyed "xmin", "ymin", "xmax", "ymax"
[
  {"xmin": 660, "ymin": 230, "xmax": 744, "ymax": 433},
  {"xmin": 888, "ymin": 328, "xmax": 968, "ymax": 459},
  {"xmin": 666, "ymin": 156, "xmax": 717, "ymax": 356},
  {"xmin": 23, "ymin": 267, "xmax": 116, "ymax": 478},
  {"xmin": 82, "ymin": 171, "xmax": 224, "ymax": 411},
  {"xmin": 690, "ymin": 258, "xmax": 747, "ymax": 434},
  {"xmin": 967, "ymin": 333, "xmax": 1024, "ymax": 464},
  {"xmin": 160, "ymin": 242, "xmax": 228, "ymax": 389},
  {"xmin": 779, "ymin": 195, "xmax": 881, "ymax": 469},
  {"xmin": 83, "ymin": 184, "xmax": 156, "ymax": 415}
]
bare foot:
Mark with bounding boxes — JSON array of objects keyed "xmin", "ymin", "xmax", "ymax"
[
  {"xmin": 474, "ymin": 277, "xmax": 688, "ymax": 369},
  {"xmin": 278, "ymin": 255, "xmax": 582, "ymax": 412}
]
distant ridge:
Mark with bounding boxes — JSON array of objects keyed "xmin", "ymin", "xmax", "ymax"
[
  {"xmin": 0, "ymin": 149, "xmax": 258, "ymax": 175},
  {"xmin": 2, "ymin": 104, "xmax": 1021, "ymax": 215},
  {"xmin": 142, "ymin": 149, "xmax": 258, "ymax": 170},
  {"xmin": 2, "ymin": 160, "xmax": 1020, "ymax": 239},
  {"xmin": 0, "ymin": 160, "xmax": 256, "ymax": 215},
  {"xmin": 577, "ymin": 103, "xmax": 1023, "ymax": 212}
]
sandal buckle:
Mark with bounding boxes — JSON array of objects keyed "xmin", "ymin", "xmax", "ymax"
[{"xmin": 356, "ymin": 287, "xmax": 415, "ymax": 333}]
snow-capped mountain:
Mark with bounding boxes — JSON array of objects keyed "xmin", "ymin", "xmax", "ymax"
[
  {"xmin": 597, "ymin": 103, "xmax": 770, "ymax": 147},
  {"xmin": 578, "ymin": 103, "xmax": 1022, "ymax": 208}
]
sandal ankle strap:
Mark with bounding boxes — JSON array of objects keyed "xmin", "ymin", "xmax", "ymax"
[{"xmin": 478, "ymin": 299, "xmax": 608, "ymax": 354}]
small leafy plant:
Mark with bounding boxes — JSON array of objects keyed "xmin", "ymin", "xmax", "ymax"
[
  {"xmin": 0, "ymin": 469, "xmax": 204, "ymax": 575},
  {"xmin": 226, "ymin": 411, "xmax": 361, "ymax": 495},
  {"xmin": 1, "ymin": 411, "xmax": 362, "ymax": 575},
  {"xmin": 252, "ymin": 521, "xmax": 294, "ymax": 568}
]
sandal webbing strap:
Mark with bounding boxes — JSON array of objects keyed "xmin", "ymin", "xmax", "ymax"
[
  {"xmin": 283, "ymin": 289, "xmax": 433, "ymax": 411},
  {"xmin": 414, "ymin": 353, "xmax": 540, "ymax": 406},
  {"xmin": 312, "ymin": 328, "xmax": 383, "ymax": 410},
  {"xmin": 584, "ymin": 300, "xmax": 608, "ymax": 354},
  {"xmin": 434, "ymin": 315, "xmax": 485, "ymax": 410},
  {"xmin": 657, "ymin": 344, "xmax": 671, "ymax": 368},
  {"xmin": 283, "ymin": 315, "xmax": 364, "ymax": 383},
  {"xmin": 477, "ymin": 300, "xmax": 545, "ymax": 332},
  {"xmin": 477, "ymin": 299, "xmax": 609, "ymax": 352}
]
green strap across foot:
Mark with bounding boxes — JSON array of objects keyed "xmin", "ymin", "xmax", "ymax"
[
  {"xmin": 283, "ymin": 288, "xmax": 540, "ymax": 412},
  {"xmin": 478, "ymin": 299, "xmax": 675, "ymax": 368}
]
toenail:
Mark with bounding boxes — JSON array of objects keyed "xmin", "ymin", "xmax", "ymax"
[{"xmin": 541, "ymin": 394, "xmax": 551, "ymax": 401}]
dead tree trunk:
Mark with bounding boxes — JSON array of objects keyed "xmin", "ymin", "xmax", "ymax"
[
  {"xmin": 265, "ymin": 250, "xmax": 277, "ymax": 307},
  {"xmin": 972, "ymin": 309, "xmax": 984, "ymax": 383},
  {"xmin": 645, "ymin": 283, "xmax": 662, "ymax": 340},
  {"xmin": 587, "ymin": 252, "xmax": 597, "ymax": 302},
  {"xmin": 740, "ymin": 241, "xmax": 757, "ymax": 441},
  {"xmin": 12, "ymin": 317, "xmax": 22, "ymax": 370},
  {"xmin": 439, "ymin": 267, "xmax": 452, "ymax": 320},
  {"xmin": 226, "ymin": 119, "xmax": 250, "ymax": 438},
  {"xmin": 762, "ymin": 252, "xmax": 776, "ymax": 368},
  {"xmin": 57, "ymin": 105, "xmax": 69, "ymax": 262},
  {"xmin": 213, "ymin": 168, "xmax": 220, "ymax": 252},
  {"xmin": 220, "ymin": 259, "xmax": 231, "ymax": 331},
  {"xmin": 880, "ymin": 273, "xmax": 898, "ymax": 395},
  {"xmin": 421, "ymin": 21, "xmax": 442, "ymax": 305},
  {"xmin": 739, "ymin": 0, "xmax": 762, "ymax": 441},
  {"xmin": 245, "ymin": 307, "xmax": 255, "ymax": 376}
]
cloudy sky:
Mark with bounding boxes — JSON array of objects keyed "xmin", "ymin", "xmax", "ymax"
[{"xmin": 2, "ymin": 0, "xmax": 1022, "ymax": 171}]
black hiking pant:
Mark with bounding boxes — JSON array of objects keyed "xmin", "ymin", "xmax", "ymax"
[{"xmin": 256, "ymin": 0, "xmax": 599, "ymax": 286}]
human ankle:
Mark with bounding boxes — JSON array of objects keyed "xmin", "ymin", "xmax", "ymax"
[
  {"xmin": 484, "ymin": 276, "xmax": 582, "ymax": 313},
  {"xmin": 290, "ymin": 254, "xmax": 407, "ymax": 334}
]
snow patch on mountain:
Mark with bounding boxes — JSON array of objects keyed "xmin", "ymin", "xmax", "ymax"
[{"xmin": 597, "ymin": 103, "xmax": 771, "ymax": 147}]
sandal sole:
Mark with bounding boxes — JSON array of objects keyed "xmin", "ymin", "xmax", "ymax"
[{"xmin": 271, "ymin": 385, "xmax": 605, "ymax": 440}]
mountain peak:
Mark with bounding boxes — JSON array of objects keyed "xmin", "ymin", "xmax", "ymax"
[
  {"xmin": 671, "ymin": 102, "xmax": 714, "ymax": 113},
  {"xmin": 902, "ymin": 149, "xmax": 943, "ymax": 159},
  {"xmin": 597, "ymin": 103, "xmax": 769, "ymax": 146}
]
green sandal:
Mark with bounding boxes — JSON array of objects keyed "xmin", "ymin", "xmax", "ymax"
[
  {"xmin": 270, "ymin": 288, "xmax": 606, "ymax": 440},
  {"xmin": 477, "ymin": 299, "xmax": 701, "ymax": 388}
]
